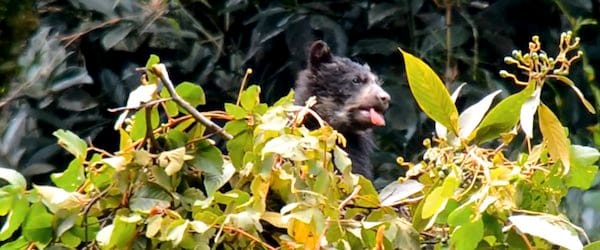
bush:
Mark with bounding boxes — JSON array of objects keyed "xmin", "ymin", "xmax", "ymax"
[{"xmin": 1, "ymin": 33, "xmax": 599, "ymax": 249}]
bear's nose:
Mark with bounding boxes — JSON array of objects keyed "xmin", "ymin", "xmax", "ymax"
[{"xmin": 378, "ymin": 91, "xmax": 391, "ymax": 105}]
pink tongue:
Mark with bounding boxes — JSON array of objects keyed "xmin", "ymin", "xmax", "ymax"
[{"xmin": 369, "ymin": 108, "xmax": 385, "ymax": 126}]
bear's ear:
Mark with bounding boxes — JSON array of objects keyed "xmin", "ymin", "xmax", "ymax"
[{"xmin": 308, "ymin": 40, "xmax": 332, "ymax": 68}]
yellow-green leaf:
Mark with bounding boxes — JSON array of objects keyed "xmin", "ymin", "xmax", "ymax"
[
  {"xmin": 538, "ymin": 103, "xmax": 570, "ymax": 175},
  {"xmin": 400, "ymin": 49, "xmax": 459, "ymax": 134},
  {"xmin": 553, "ymin": 75, "xmax": 596, "ymax": 114},
  {"xmin": 471, "ymin": 82, "xmax": 535, "ymax": 143}
]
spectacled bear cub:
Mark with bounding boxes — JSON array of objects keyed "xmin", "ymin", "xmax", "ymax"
[{"xmin": 294, "ymin": 40, "xmax": 390, "ymax": 180}]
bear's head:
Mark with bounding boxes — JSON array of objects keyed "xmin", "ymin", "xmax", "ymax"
[{"xmin": 295, "ymin": 40, "xmax": 390, "ymax": 133}]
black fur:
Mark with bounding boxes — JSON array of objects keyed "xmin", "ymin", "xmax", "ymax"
[{"xmin": 294, "ymin": 41, "xmax": 390, "ymax": 179}]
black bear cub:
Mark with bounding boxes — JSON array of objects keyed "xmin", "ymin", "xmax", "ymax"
[{"xmin": 294, "ymin": 40, "xmax": 390, "ymax": 180}]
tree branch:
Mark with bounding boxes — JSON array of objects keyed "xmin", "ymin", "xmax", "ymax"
[{"xmin": 149, "ymin": 64, "xmax": 233, "ymax": 140}]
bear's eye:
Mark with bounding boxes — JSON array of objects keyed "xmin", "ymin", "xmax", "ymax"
[{"xmin": 352, "ymin": 77, "xmax": 361, "ymax": 85}]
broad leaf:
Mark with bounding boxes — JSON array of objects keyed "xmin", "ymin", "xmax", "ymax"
[
  {"xmin": 0, "ymin": 168, "xmax": 26, "ymax": 190},
  {"xmin": 538, "ymin": 103, "xmax": 570, "ymax": 175},
  {"xmin": 53, "ymin": 129, "xmax": 88, "ymax": 160},
  {"xmin": 176, "ymin": 81, "xmax": 206, "ymax": 108},
  {"xmin": 472, "ymin": 82, "xmax": 535, "ymax": 143},
  {"xmin": 566, "ymin": 145, "xmax": 600, "ymax": 189},
  {"xmin": 401, "ymin": 49, "xmax": 459, "ymax": 134},
  {"xmin": 509, "ymin": 215, "xmax": 583, "ymax": 250},
  {"xmin": 450, "ymin": 217, "xmax": 483, "ymax": 250},
  {"xmin": 520, "ymin": 87, "xmax": 541, "ymax": 138},
  {"xmin": 379, "ymin": 180, "xmax": 424, "ymax": 207},
  {"xmin": 51, "ymin": 158, "xmax": 85, "ymax": 192},
  {"xmin": 460, "ymin": 90, "xmax": 502, "ymax": 139}
]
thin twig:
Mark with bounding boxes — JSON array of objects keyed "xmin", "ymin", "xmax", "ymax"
[
  {"xmin": 149, "ymin": 64, "xmax": 233, "ymax": 140},
  {"xmin": 338, "ymin": 185, "xmax": 362, "ymax": 210}
]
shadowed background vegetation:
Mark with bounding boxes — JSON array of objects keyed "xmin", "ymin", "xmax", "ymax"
[{"xmin": 1, "ymin": 0, "xmax": 600, "ymax": 240}]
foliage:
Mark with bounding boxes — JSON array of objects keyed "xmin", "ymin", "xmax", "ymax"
[
  {"xmin": 2, "ymin": 31, "xmax": 600, "ymax": 248},
  {"xmin": 400, "ymin": 32, "xmax": 599, "ymax": 249}
]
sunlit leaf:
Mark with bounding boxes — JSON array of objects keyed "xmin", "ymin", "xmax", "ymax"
[
  {"xmin": 166, "ymin": 219, "xmax": 189, "ymax": 246},
  {"xmin": 0, "ymin": 167, "xmax": 26, "ymax": 191},
  {"xmin": 400, "ymin": 49, "xmax": 459, "ymax": 134},
  {"xmin": 379, "ymin": 180, "xmax": 424, "ymax": 207},
  {"xmin": 240, "ymin": 85, "xmax": 261, "ymax": 112},
  {"xmin": 509, "ymin": 215, "xmax": 583, "ymax": 250},
  {"xmin": 460, "ymin": 90, "xmax": 502, "ymax": 139},
  {"xmin": 51, "ymin": 158, "xmax": 85, "ymax": 192},
  {"xmin": 552, "ymin": 75, "xmax": 596, "ymax": 114},
  {"xmin": 421, "ymin": 187, "xmax": 448, "ymax": 219},
  {"xmin": 566, "ymin": 145, "xmax": 599, "ymax": 189},
  {"xmin": 0, "ymin": 197, "xmax": 29, "ymax": 241},
  {"xmin": 34, "ymin": 185, "xmax": 89, "ymax": 213},
  {"xmin": 436, "ymin": 82, "xmax": 466, "ymax": 139},
  {"xmin": 22, "ymin": 203, "xmax": 53, "ymax": 244},
  {"xmin": 538, "ymin": 103, "xmax": 570, "ymax": 175},
  {"xmin": 520, "ymin": 87, "xmax": 541, "ymax": 139},
  {"xmin": 176, "ymin": 81, "xmax": 206, "ymax": 108},
  {"xmin": 53, "ymin": 129, "xmax": 88, "ymax": 160},
  {"xmin": 472, "ymin": 82, "xmax": 535, "ymax": 143},
  {"xmin": 450, "ymin": 216, "xmax": 483, "ymax": 250},
  {"xmin": 225, "ymin": 103, "xmax": 247, "ymax": 119},
  {"xmin": 158, "ymin": 147, "xmax": 191, "ymax": 176}
]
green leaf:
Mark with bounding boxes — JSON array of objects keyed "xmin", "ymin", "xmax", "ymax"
[
  {"xmin": 204, "ymin": 162, "xmax": 235, "ymax": 197},
  {"xmin": 450, "ymin": 217, "xmax": 483, "ymax": 250},
  {"xmin": 0, "ymin": 168, "xmax": 26, "ymax": 191},
  {"xmin": 225, "ymin": 103, "xmax": 247, "ymax": 119},
  {"xmin": 421, "ymin": 187, "xmax": 448, "ymax": 219},
  {"xmin": 472, "ymin": 82, "xmax": 535, "ymax": 143},
  {"xmin": 447, "ymin": 203, "xmax": 473, "ymax": 226},
  {"xmin": 192, "ymin": 141, "xmax": 225, "ymax": 176},
  {"xmin": 240, "ymin": 85, "xmax": 261, "ymax": 112},
  {"xmin": 571, "ymin": 145, "xmax": 600, "ymax": 166},
  {"xmin": 129, "ymin": 183, "xmax": 172, "ymax": 213},
  {"xmin": 53, "ymin": 129, "xmax": 87, "ymax": 159},
  {"xmin": 226, "ymin": 130, "xmax": 251, "ymax": 169},
  {"xmin": 0, "ymin": 196, "xmax": 29, "ymax": 241},
  {"xmin": 262, "ymin": 134, "xmax": 306, "ymax": 161},
  {"xmin": 333, "ymin": 145, "xmax": 352, "ymax": 173},
  {"xmin": 0, "ymin": 236, "xmax": 28, "ymax": 249},
  {"xmin": 22, "ymin": 203, "xmax": 53, "ymax": 244},
  {"xmin": 112, "ymin": 213, "xmax": 141, "ymax": 247},
  {"xmin": 400, "ymin": 49, "xmax": 459, "ymax": 134},
  {"xmin": 566, "ymin": 145, "xmax": 599, "ymax": 189},
  {"xmin": 176, "ymin": 81, "xmax": 206, "ymax": 108},
  {"xmin": 538, "ymin": 103, "xmax": 570, "ymax": 174},
  {"xmin": 584, "ymin": 241, "xmax": 600, "ymax": 250},
  {"xmin": 51, "ymin": 158, "xmax": 85, "ymax": 192},
  {"xmin": 145, "ymin": 54, "xmax": 160, "ymax": 69},
  {"xmin": 459, "ymin": 90, "xmax": 502, "ymax": 139},
  {"xmin": 509, "ymin": 215, "xmax": 583, "ymax": 250}
]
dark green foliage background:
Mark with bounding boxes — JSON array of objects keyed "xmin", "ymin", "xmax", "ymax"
[{"xmin": 1, "ymin": 0, "xmax": 600, "ymax": 240}]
